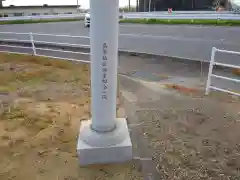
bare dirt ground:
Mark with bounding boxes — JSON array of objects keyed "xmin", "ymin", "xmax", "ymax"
[
  {"xmin": 118, "ymin": 55, "xmax": 240, "ymax": 180},
  {"xmin": 0, "ymin": 53, "xmax": 143, "ymax": 180},
  {"xmin": 0, "ymin": 52, "xmax": 239, "ymax": 180}
]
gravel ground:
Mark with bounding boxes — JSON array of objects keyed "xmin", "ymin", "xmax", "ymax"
[{"xmin": 119, "ymin": 55, "xmax": 240, "ymax": 180}]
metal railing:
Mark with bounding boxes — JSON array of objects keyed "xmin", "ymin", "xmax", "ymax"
[
  {"xmin": 0, "ymin": 31, "xmax": 90, "ymax": 63},
  {"xmin": 0, "ymin": 14, "xmax": 85, "ymax": 22},
  {"xmin": 1, "ymin": 11, "xmax": 240, "ymax": 22},
  {"xmin": 123, "ymin": 13, "xmax": 240, "ymax": 20},
  {"xmin": 205, "ymin": 47, "xmax": 240, "ymax": 96}
]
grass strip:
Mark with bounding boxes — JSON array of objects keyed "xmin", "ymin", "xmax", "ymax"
[{"xmin": 120, "ymin": 18, "xmax": 240, "ymax": 26}]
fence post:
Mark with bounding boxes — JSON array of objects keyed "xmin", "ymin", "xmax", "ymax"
[
  {"xmin": 29, "ymin": 32, "xmax": 36, "ymax": 56},
  {"xmin": 200, "ymin": 60, "xmax": 203, "ymax": 77},
  {"xmin": 205, "ymin": 47, "xmax": 217, "ymax": 95}
]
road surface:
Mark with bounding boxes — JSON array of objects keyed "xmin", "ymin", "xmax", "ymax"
[{"xmin": 0, "ymin": 21, "xmax": 240, "ymax": 65}]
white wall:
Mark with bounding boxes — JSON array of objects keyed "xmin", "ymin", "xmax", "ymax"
[{"xmin": 0, "ymin": 7, "xmax": 80, "ymax": 17}]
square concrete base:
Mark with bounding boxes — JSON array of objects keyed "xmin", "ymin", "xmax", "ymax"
[{"xmin": 77, "ymin": 118, "xmax": 132, "ymax": 165}]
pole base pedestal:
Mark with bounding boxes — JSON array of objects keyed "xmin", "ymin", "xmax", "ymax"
[{"xmin": 77, "ymin": 118, "xmax": 132, "ymax": 165}]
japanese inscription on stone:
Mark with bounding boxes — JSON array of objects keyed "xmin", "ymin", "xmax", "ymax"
[{"xmin": 101, "ymin": 42, "xmax": 108, "ymax": 100}]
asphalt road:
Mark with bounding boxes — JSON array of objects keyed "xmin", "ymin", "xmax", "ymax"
[{"xmin": 0, "ymin": 21, "xmax": 240, "ymax": 65}]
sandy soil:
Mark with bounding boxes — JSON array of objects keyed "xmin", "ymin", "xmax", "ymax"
[
  {"xmin": 118, "ymin": 55, "xmax": 240, "ymax": 180},
  {"xmin": 0, "ymin": 52, "xmax": 239, "ymax": 180},
  {"xmin": 0, "ymin": 53, "xmax": 143, "ymax": 180}
]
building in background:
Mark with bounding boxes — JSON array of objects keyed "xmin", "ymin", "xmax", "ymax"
[
  {"xmin": 0, "ymin": 5, "xmax": 79, "ymax": 17},
  {"xmin": 136, "ymin": 0, "xmax": 234, "ymax": 12}
]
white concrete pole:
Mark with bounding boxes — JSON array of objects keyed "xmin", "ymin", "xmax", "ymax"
[
  {"xmin": 77, "ymin": 0, "xmax": 132, "ymax": 165},
  {"xmin": 90, "ymin": 0, "xmax": 119, "ymax": 132}
]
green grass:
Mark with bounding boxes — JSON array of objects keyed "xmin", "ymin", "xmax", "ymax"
[
  {"xmin": 3, "ymin": 17, "xmax": 239, "ymax": 26},
  {"xmin": 120, "ymin": 18, "xmax": 240, "ymax": 26},
  {"xmin": 0, "ymin": 18, "xmax": 83, "ymax": 25}
]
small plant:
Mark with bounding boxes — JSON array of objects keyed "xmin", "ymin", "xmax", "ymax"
[
  {"xmin": 232, "ymin": 68, "xmax": 240, "ymax": 76},
  {"xmin": 147, "ymin": 18, "xmax": 157, "ymax": 23}
]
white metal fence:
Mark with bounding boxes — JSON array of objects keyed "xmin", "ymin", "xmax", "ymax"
[
  {"xmin": 0, "ymin": 14, "xmax": 85, "ymax": 22},
  {"xmin": 123, "ymin": 13, "xmax": 240, "ymax": 20},
  {"xmin": 0, "ymin": 31, "xmax": 90, "ymax": 63},
  {"xmin": 1, "ymin": 11, "xmax": 240, "ymax": 22},
  {"xmin": 205, "ymin": 47, "xmax": 240, "ymax": 96}
]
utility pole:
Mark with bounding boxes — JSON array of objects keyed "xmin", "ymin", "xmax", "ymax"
[
  {"xmin": 129, "ymin": 0, "xmax": 131, "ymax": 12},
  {"xmin": 192, "ymin": 0, "xmax": 195, "ymax": 9},
  {"xmin": 144, "ymin": 0, "xmax": 146, "ymax": 11},
  {"xmin": 136, "ymin": 0, "xmax": 138, "ymax": 12},
  {"xmin": 148, "ymin": 0, "xmax": 152, "ymax": 12}
]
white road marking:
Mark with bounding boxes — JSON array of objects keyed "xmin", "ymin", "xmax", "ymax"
[
  {"xmin": 120, "ymin": 33, "xmax": 225, "ymax": 43},
  {"xmin": 119, "ymin": 23, "xmax": 240, "ymax": 31}
]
